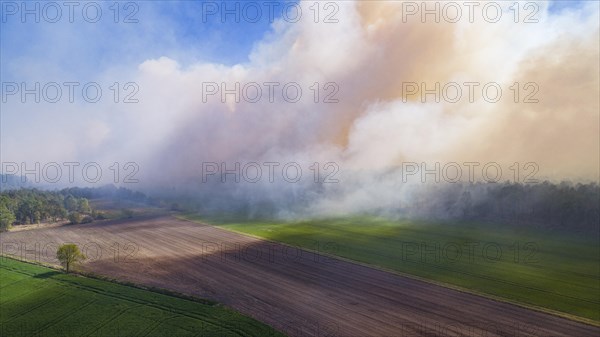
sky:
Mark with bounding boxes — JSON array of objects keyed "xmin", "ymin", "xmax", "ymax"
[{"xmin": 1, "ymin": 0, "xmax": 599, "ymax": 214}]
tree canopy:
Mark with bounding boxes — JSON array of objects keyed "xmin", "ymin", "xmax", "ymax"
[
  {"xmin": 0, "ymin": 189, "xmax": 91, "ymax": 229},
  {"xmin": 56, "ymin": 244, "xmax": 86, "ymax": 273}
]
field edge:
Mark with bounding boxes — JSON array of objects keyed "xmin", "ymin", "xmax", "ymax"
[
  {"xmin": 0, "ymin": 254, "xmax": 287, "ymax": 336},
  {"xmin": 177, "ymin": 214, "xmax": 600, "ymax": 328}
]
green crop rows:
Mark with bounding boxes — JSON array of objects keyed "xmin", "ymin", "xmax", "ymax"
[{"xmin": 0, "ymin": 257, "xmax": 284, "ymax": 337}]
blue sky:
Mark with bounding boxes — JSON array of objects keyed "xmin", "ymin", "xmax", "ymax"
[
  {"xmin": 143, "ymin": 0, "xmax": 299, "ymax": 64},
  {"xmin": 0, "ymin": 0, "xmax": 298, "ymax": 82},
  {"xmin": 0, "ymin": 0, "xmax": 589, "ymax": 82},
  {"xmin": 549, "ymin": 0, "xmax": 586, "ymax": 13}
]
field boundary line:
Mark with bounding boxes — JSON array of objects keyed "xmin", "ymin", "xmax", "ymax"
[
  {"xmin": 177, "ymin": 215, "xmax": 600, "ymax": 328},
  {"xmin": 0, "ymin": 255, "xmax": 280, "ymax": 336},
  {"xmin": 349, "ymin": 248, "xmax": 600, "ymax": 304}
]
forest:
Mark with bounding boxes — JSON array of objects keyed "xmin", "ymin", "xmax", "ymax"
[
  {"xmin": 0, "ymin": 188, "xmax": 95, "ymax": 231},
  {"xmin": 397, "ymin": 181, "xmax": 600, "ymax": 233}
]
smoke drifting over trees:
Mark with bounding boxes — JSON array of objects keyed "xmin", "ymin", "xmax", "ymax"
[{"xmin": 1, "ymin": 2, "xmax": 598, "ymax": 232}]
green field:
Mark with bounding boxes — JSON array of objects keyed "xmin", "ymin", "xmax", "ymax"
[
  {"xmin": 0, "ymin": 257, "xmax": 283, "ymax": 337},
  {"xmin": 184, "ymin": 215, "xmax": 600, "ymax": 323}
]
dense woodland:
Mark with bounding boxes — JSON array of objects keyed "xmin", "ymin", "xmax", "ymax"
[
  {"xmin": 191, "ymin": 180, "xmax": 600, "ymax": 234},
  {"xmin": 0, "ymin": 185, "xmax": 151, "ymax": 231},
  {"xmin": 0, "ymin": 189, "xmax": 94, "ymax": 231},
  {"xmin": 61, "ymin": 185, "xmax": 149, "ymax": 203},
  {"xmin": 400, "ymin": 181, "xmax": 600, "ymax": 233},
  {"xmin": 1, "ymin": 180, "xmax": 598, "ymax": 234}
]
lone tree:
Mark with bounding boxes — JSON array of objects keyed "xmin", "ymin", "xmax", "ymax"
[{"xmin": 56, "ymin": 244, "xmax": 85, "ymax": 273}]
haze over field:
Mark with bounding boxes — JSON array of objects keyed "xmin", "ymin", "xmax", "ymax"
[{"xmin": 2, "ymin": 1, "xmax": 599, "ymax": 217}]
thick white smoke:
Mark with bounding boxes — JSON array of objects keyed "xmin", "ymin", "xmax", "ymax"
[{"xmin": 3, "ymin": 1, "xmax": 599, "ymax": 217}]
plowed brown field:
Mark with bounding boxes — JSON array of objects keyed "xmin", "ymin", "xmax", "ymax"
[{"xmin": 1, "ymin": 215, "xmax": 598, "ymax": 336}]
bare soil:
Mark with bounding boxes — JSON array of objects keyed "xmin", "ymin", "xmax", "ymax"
[{"xmin": 1, "ymin": 215, "xmax": 598, "ymax": 336}]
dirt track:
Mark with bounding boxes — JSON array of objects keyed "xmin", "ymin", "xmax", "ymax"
[{"xmin": 1, "ymin": 215, "xmax": 598, "ymax": 336}]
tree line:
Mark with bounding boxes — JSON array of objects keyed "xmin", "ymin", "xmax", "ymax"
[
  {"xmin": 401, "ymin": 181, "xmax": 600, "ymax": 233},
  {"xmin": 61, "ymin": 185, "xmax": 148, "ymax": 202},
  {"xmin": 0, "ymin": 189, "xmax": 94, "ymax": 231}
]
